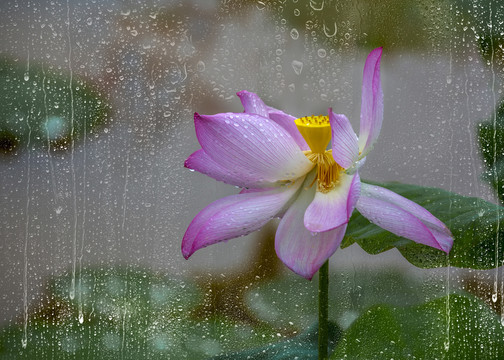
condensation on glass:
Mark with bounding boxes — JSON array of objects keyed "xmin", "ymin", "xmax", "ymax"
[{"xmin": 0, "ymin": 0, "xmax": 503, "ymax": 358}]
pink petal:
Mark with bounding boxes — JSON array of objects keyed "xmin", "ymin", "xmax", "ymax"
[
  {"xmin": 240, "ymin": 184, "xmax": 302, "ymax": 218},
  {"xmin": 329, "ymin": 109, "xmax": 359, "ymax": 169},
  {"xmin": 358, "ymin": 47, "xmax": 383, "ymax": 157},
  {"xmin": 304, "ymin": 172, "xmax": 361, "ymax": 232},
  {"xmin": 239, "ymin": 187, "xmax": 272, "ymax": 194},
  {"xmin": 185, "ymin": 149, "xmax": 275, "ymax": 188},
  {"xmin": 237, "ymin": 90, "xmax": 308, "ymax": 150},
  {"xmin": 267, "ymin": 107, "xmax": 310, "ymax": 151},
  {"xmin": 182, "ymin": 179, "xmax": 304, "ymax": 259},
  {"xmin": 275, "ymin": 182, "xmax": 348, "ymax": 280},
  {"xmin": 356, "ymin": 183, "xmax": 453, "ymax": 253},
  {"xmin": 195, "ymin": 112, "xmax": 314, "ymax": 184},
  {"xmin": 237, "ymin": 90, "xmax": 269, "ymax": 117}
]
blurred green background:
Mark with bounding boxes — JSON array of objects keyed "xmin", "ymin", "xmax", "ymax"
[{"xmin": 2, "ymin": 0, "xmax": 504, "ymax": 358}]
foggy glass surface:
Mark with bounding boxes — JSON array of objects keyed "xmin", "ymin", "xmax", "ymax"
[{"xmin": 1, "ymin": 0, "xmax": 504, "ymax": 358}]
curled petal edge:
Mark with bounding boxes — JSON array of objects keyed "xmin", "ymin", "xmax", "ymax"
[{"xmin": 356, "ymin": 183, "xmax": 453, "ymax": 253}]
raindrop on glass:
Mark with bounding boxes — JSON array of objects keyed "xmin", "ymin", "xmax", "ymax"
[
  {"xmin": 291, "ymin": 60, "xmax": 303, "ymax": 75},
  {"xmin": 290, "ymin": 28, "xmax": 299, "ymax": 40},
  {"xmin": 323, "ymin": 22, "xmax": 337, "ymax": 37},
  {"xmin": 196, "ymin": 61, "xmax": 206, "ymax": 72},
  {"xmin": 444, "ymin": 341, "xmax": 450, "ymax": 351},
  {"xmin": 309, "ymin": 0, "xmax": 324, "ymax": 11}
]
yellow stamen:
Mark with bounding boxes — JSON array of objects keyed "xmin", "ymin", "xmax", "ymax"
[
  {"xmin": 294, "ymin": 115, "xmax": 331, "ymax": 154},
  {"xmin": 295, "ymin": 115, "xmax": 341, "ymax": 192},
  {"xmin": 304, "ymin": 150, "xmax": 342, "ymax": 193}
]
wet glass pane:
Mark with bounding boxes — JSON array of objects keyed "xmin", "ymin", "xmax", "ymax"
[{"xmin": 1, "ymin": 0, "xmax": 504, "ymax": 358}]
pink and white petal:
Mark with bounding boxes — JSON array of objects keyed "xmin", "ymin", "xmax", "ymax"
[
  {"xmin": 304, "ymin": 172, "xmax": 361, "ymax": 232},
  {"xmin": 360, "ymin": 184, "xmax": 451, "ymax": 233},
  {"xmin": 185, "ymin": 149, "xmax": 276, "ymax": 188},
  {"xmin": 275, "ymin": 183, "xmax": 348, "ymax": 280},
  {"xmin": 195, "ymin": 112, "xmax": 314, "ymax": 183},
  {"xmin": 354, "ymin": 157, "xmax": 366, "ymax": 171},
  {"xmin": 183, "ymin": 179, "xmax": 303, "ymax": 259},
  {"xmin": 329, "ymin": 110, "xmax": 359, "ymax": 169},
  {"xmin": 240, "ymin": 172, "xmax": 309, "ymax": 218},
  {"xmin": 182, "ymin": 194, "xmax": 241, "ymax": 259},
  {"xmin": 238, "ymin": 92, "xmax": 309, "ymax": 150},
  {"xmin": 345, "ymin": 157, "xmax": 367, "ymax": 175},
  {"xmin": 239, "ymin": 187, "xmax": 273, "ymax": 194},
  {"xmin": 237, "ymin": 90, "xmax": 269, "ymax": 117},
  {"xmin": 358, "ymin": 47, "xmax": 384, "ymax": 158},
  {"xmin": 267, "ymin": 107, "xmax": 310, "ymax": 151},
  {"xmin": 356, "ymin": 183, "xmax": 453, "ymax": 253}
]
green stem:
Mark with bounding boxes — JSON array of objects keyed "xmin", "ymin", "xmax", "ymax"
[{"xmin": 318, "ymin": 260, "xmax": 329, "ymax": 360}]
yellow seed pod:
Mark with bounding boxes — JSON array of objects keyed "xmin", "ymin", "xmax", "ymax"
[{"xmin": 294, "ymin": 115, "xmax": 331, "ymax": 154}]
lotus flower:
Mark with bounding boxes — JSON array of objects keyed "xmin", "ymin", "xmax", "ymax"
[{"xmin": 182, "ymin": 48, "xmax": 453, "ymax": 279}]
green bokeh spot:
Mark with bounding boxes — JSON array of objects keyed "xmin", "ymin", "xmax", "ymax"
[{"xmin": 0, "ymin": 57, "xmax": 109, "ymax": 155}]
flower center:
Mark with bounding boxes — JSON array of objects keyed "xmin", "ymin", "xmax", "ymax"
[
  {"xmin": 295, "ymin": 115, "xmax": 342, "ymax": 192},
  {"xmin": 294, "ymin": 115, "xmax": 332, "ymax": 154},
  {"xmin": 304, "ymin": 151, "xmax": 342, "ymax": 192}
]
